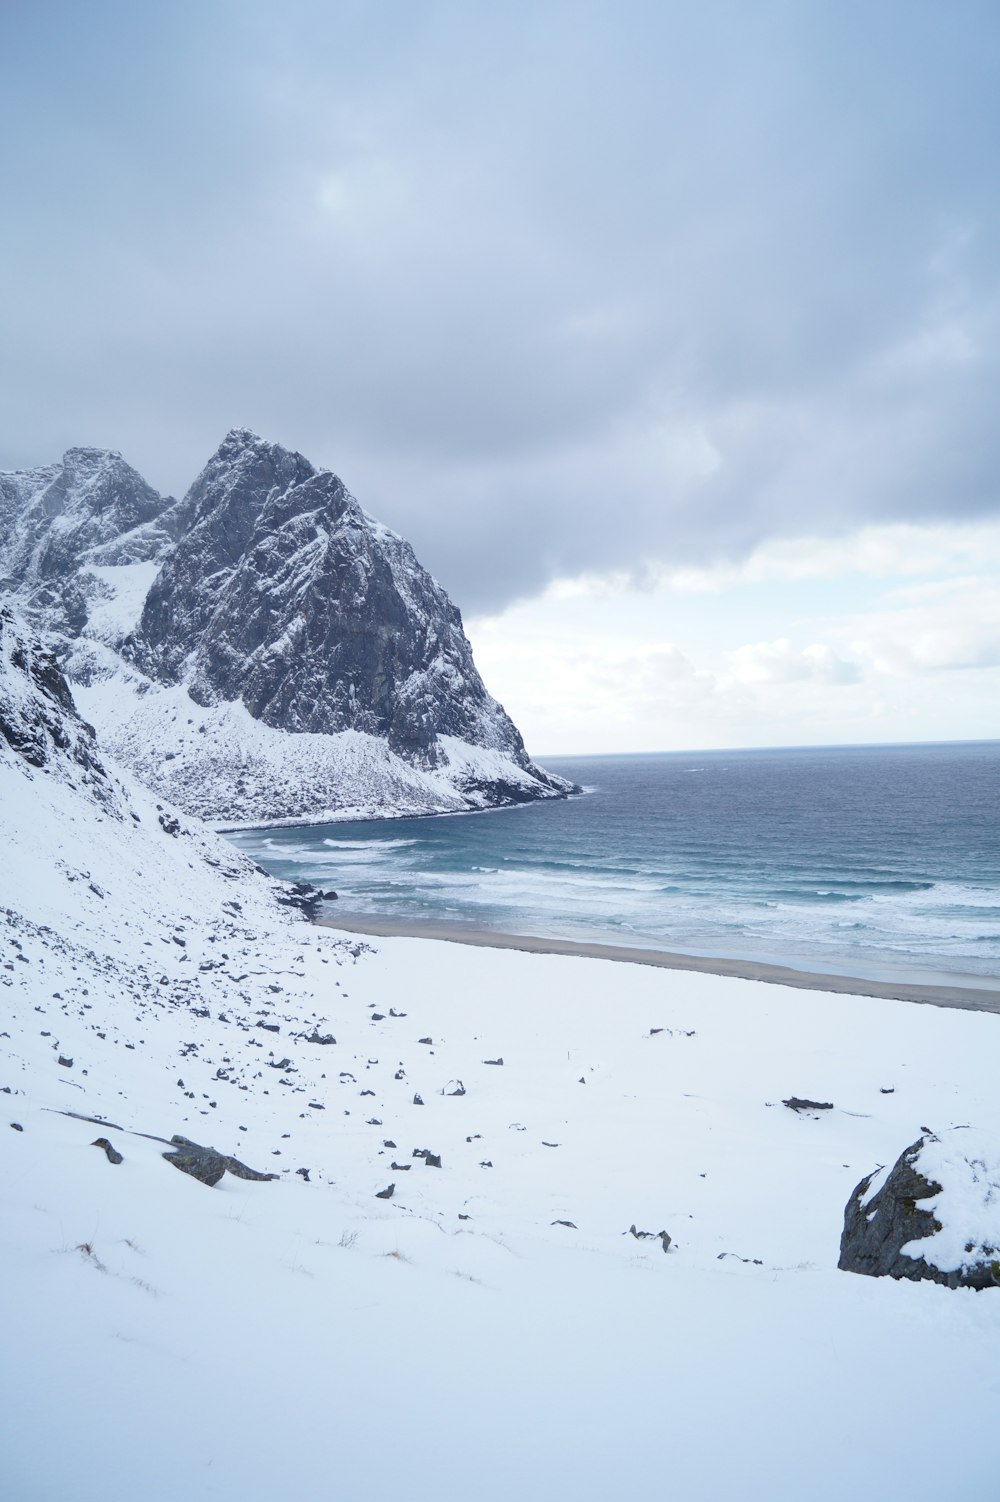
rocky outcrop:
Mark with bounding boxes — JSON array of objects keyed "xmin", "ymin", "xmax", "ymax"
[
  {"xmin": 0, "ymin": 606, "xmax": 117, "ymax": 811},
  {"xmin": 162, "ymin": 1133, "xmax": 280, "ymax": 1188},
  {"xmin": 839, "ymin": 1131, "xmax": 1000, "ymax": 1289}
]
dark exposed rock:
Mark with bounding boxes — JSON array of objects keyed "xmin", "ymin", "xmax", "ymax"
[
  {"xmin": 92, "ymin": 1136, "xmax": 123, "ymax": 1164},
  {"xmin": 783, "ymin": 1097, "xmax": 834, "ymax": 1113},
  {"xmin": 375, "ymin": 1183, "xmax": 395, "ymax": 1200},
  {"xmin": 275, "ymin": 881, "xmax": 327, "ymax": 919},
  {"xmin": 626, "ymin": 1224, "xmax": 672, "ymax": 1252},
  {"xmin": 162, "ymin": 1134, "xmax": 280, "ymax": 1187},
  {"xmin": 839, "ymin": 1132, "xmax": 1000, "ymax": 1289},
  {"xmin": 57, "ymin": 1055, "xmax": 73, "ymax": 1068},
  {"xmin": 413, "ymin": 1148, "xmax": 442, "ymax": 1168},
  {"xmin": 0, "ymin": 608, "xmax": 115, "ymax": 805},
  {"xmin": 483, "ymin": 1057, "xmax": 504, "ymax": 1066},
  {"xmin": 10, "ymin": 1121, "xmax": 23, "ymax": 1131}
]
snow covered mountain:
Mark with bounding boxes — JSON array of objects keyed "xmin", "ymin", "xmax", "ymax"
[{"xmin": 0, "ymin": 430, "xmax": 573, "ymax": 826}]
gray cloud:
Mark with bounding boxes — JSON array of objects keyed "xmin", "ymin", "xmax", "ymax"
[{"xmin": 1, "ymin": 0, "xmax": 998, "ymax": 611}]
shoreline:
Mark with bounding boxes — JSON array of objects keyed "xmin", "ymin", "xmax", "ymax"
[{"xmin": 315, "ymin": 914, "xmax": 1000, "ymax": 1014}]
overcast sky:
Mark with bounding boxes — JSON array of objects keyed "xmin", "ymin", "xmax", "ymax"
[{"xmin": 2, "ymin": 1, "xmax": 998, "ymax": 753}]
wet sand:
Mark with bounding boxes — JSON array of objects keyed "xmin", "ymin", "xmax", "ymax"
[{"xmin": 315, "ymin": 913, "xmax": 1000, "ymax": 1014}]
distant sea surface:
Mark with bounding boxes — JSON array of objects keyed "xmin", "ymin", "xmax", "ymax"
[{"xmin": 226, "ymin": 743, "xmax": 1000, "ymax": 989}]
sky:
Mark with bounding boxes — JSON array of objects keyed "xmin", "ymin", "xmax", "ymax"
[{"xmin": 2, "ymin": 0, "xmax": 999, "ymax": 754}]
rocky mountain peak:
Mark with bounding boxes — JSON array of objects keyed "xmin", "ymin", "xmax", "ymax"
[{"xmin": 1, "ymin": 431, "xmax": 575, "ymax": 822}]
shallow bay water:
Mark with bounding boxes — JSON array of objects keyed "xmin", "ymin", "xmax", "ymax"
[{"xmin": 227, "ymin": 741, "xmax": 1000, "ymax": 988}]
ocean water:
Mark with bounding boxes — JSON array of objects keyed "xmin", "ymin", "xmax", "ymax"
[{"xmin": 226, "ymin": 742, "xmax": 1000, "ymax": 988}]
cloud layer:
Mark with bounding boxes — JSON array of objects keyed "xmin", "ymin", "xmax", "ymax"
[{"xmin": 2, "ymin": 1, "xmax": 998, "ymax": 611}]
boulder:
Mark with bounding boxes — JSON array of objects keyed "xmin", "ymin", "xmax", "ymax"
[
  {"xmin": 839, "ymin": 1130, "xmax": 1000, "ymax": 1289},
  {"xmin": 163, "ymin": 1134, "xmax": 279, "ymax": 1188}
]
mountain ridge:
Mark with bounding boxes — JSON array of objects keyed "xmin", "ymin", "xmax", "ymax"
[{"xmin": 0, "ymin": 429, "xmax": 574, "ymax": 825}]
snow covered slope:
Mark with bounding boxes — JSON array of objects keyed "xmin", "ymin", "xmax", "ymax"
[
  {"xmin": 4, "ymin": 611, "xmax": 1000, "ymax": 1501},
  {"xmin": 0, "ymin": 430, "xmax": 573, "ymax": 826}
]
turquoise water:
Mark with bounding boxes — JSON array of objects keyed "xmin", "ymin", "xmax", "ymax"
[{"xmin": 227, "ymin": 742, "xmax": 1000, "ymax": 987}]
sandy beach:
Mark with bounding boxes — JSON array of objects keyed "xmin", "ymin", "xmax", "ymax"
[{"xmin": 316, "ymin": 912, "xmax": 1000, "ymax": 1013}]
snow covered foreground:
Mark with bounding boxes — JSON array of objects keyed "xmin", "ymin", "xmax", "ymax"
[{"xmin": 4, "ymin": 654, "xmax": 1000, "ymax": 1498}]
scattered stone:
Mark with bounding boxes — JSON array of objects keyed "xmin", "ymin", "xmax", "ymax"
[
  {"xmin": 296, "ymin": 1167, "xmax": 311, "ymax": 1182},
  {"xmin": 92, "ymin": 1137, "xmax": 123, "ymax": 1164},
  {"xmin": 551, "ymin": 1219, "xmax": 577, "ymax": 1229},
  {"xmin": 418, "ymin": 1037, "xmax": 433, "ymax": 1045},
  {"xmin": 880, "ymin": 1087, "xmax": 895, "ymax": 1094},
  {"xmin": 444, "ymin": 1080, "xmax": 466, "ymax": 1096},
  {"xmin": 542, "ymin": 1141, "xmax": 559, "ymax": 1148},
  {"xmin": 383, "ymin": 1139, "xmax": 397, "ymax": 1148},
  {"xmin": 626, "ymin": 1224, "xmax": 672, "ymax": 1252},
  {"xmin": 412, "ymin": 1093, "xmax": 424, "ymax": 1106},
  {"xmin": 10, "ymin": 1122, "xmax": 23, "ymax": 1131},
  {"xmin": 371, "ymin": 1013, "xmax": 385, "ymax": 1021},
  {"xmin": 57, "ymin": 1055, "xmax": 73, "ymax": 1068},
  {"xmin": 390, "ymin": 1161, "xmax": 412, "ymax": 1171},
  {"xmin": 483, "ymin": 1057, "xmax": 503, "ymax": 1066},
  {"xmin": 306, "ymin": 1032, "xmax": 336, "ymax": 1045},
  {"xmin": 717, "ymin": 1252, "xmax": 762, "ymax": 1265},
  {"xmin": 783, "ymin": 1096, "xmax": 834, "ymax": 1113},
  {"xmin": 375, "ymin": 1183, "xmax": 395, "ymax": 1200}
]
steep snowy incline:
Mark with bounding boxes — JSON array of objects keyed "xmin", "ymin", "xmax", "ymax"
[
  {"xmin": 5, "ymin": 607, "xmax": 1000, "ymax": 1502},
  {"xmin": 1, "ymin": 429, "xmax": 574, "ymax": 825}
]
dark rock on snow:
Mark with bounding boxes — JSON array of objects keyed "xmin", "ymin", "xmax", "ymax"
[
  {"xmin": 92, "ymin": 1136, "xmax": 123, "ymax": 1165},
  {"xmin": 839, "ymin": 1133, "xmax": 1000, "ymax": 1289},
  {"xmin": 163, "ymin": 1134, "xmax": 280, "ymax": 1188}
]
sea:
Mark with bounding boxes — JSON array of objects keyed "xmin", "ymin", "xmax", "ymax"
[{"xmin": 225, "ymin": 742, "xmax": 1000, "ymax": 990}]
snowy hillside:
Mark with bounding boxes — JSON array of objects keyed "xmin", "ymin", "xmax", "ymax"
[
  {"xmin": 4, "ymin": 609, "xmax": 1000, "ymax": 1500},
  {"xmin": 0, "ymin": 429, "xmax": 573, "ymax": 825}
]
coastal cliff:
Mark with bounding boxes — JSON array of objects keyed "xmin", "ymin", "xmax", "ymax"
[{"xmin": 0, "ymin": 430, "xmax": 574, "ymax": 825}]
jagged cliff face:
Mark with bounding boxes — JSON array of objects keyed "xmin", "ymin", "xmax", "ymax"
[
  {"xmin": 0, "ymin": 430, "xmax": 572, "ymax": 822},
  {"xmin": 128, "ymin": 430, "xmax": 532, "ymax": 767},
  {"xmin": 0, "ymin": 605, "xmax": 117, "ymax": 811}
]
